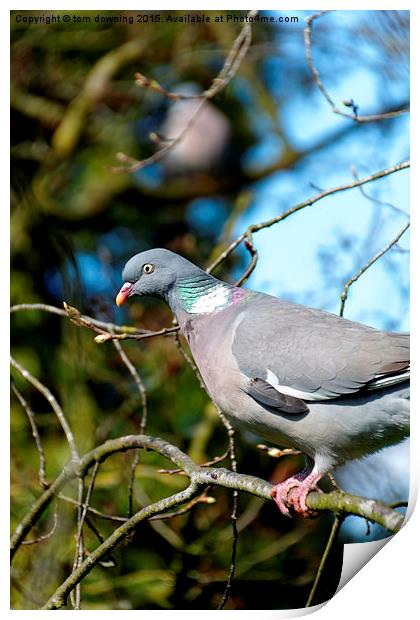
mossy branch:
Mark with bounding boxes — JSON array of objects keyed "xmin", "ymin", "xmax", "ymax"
[{"xmin": 9, "ymin": 434, "xmax": 404, "ymax": 608}]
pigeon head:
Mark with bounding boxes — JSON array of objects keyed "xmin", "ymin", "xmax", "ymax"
[
  {"xmin": 116, "ymin": 248, "xmax": 207, "ymax": 307},
  {"xmin": 116, "ymin": 248, "xmax": 242, "ymax": 316}
]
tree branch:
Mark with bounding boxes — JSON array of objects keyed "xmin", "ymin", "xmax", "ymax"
[
  {"xmin": 304, "ymin": 11, "xmax": 410, "ymax": 123},
  {"xmin": 207, "ymin": 160, "xmax": 410, "ymax": 274},
  {"xmin": 10, "ymin": 355, "xmax": 79, "ymax": 461},
  {"xmin": 112, "ymin": 10, "xmax": 257, "ymax": 174},
  {"xmin": 11, "ymin": 381, "xmax": 48, "ymax": 489},
  {"xmin": 339, "ymin": 221, "xmax": 410, "ymax": 316},
  {"xmin": 305, "ymin": 514, "xmax": 344, "ymax": 607},
  {"xmin": 10, "ymin": 302, "xmax": 154, "ymax": 336},
  {"xmin": 11, "ymin": 434, "xmax": 404, "ymax": 574}
]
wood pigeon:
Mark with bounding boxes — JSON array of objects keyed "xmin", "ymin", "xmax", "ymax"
[{"xmin": 116, "ymin": 248, "xmax": 410, "ymax": 516}]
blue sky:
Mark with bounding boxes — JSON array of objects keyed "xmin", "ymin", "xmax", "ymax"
[
  {"xmin": 49, "ymin": 11, "xmax": 409, "ymax": 337},
  {"xmin": 229, "ymin": 10, "xmax": 409, "ymax": 332}
]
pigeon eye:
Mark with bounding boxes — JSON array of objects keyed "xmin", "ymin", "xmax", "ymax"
[{"xmin": 143, "ymin": 263, "xmax": 155, "ymax": 275}]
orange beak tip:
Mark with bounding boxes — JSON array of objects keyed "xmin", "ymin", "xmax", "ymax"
[{"xmin": 115, "ymin": 282, "xmax": 134, "ymax": 307}]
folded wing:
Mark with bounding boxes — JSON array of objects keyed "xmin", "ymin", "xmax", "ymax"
[{"xmin": 233, "ymin": 295, "xmax": 410, "ymax": 402}]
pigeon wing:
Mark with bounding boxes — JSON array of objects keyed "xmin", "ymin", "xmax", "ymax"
[{"xmin": 232, "ymin": 294, "xmax": 409, "ymax": 401}]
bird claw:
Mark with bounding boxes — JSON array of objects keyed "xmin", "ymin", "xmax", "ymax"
[
  {"xmin": 271, "ymin": 472, "xmax": 323, "ymax": 517},
  {"xmin": 270, "ymin": 478, "xmax": 300, "ymax": 517},
  {"xmin": 290, "ymin": 484, "xmax": 320, "ymax": 516}
]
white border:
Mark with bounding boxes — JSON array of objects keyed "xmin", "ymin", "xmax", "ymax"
[{"xmin": 5, "ymin": 2, "xmax": 418, "ymax": 618}]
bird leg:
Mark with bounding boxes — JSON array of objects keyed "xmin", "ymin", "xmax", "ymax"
[{"xmin": 271, "ymin": 459, "xmax": 323, "ymax": 516}]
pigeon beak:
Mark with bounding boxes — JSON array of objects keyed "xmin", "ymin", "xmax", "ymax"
[{"xmin": 116, "ymin": 282, "xmax": 134, "ymax": 306}]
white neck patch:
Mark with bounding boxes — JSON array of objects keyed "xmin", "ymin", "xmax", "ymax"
[{"xmin": 189, "ymin": 284, "xmax": 231, "ymax": 314}]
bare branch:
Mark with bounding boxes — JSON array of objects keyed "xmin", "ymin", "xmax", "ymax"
[
  {"xmin": 58, "ymin": 494, "xmax": 128, "ymax": 523},
  {"xmin": 351, "ymin": 165, "xmax": 409, "ymax": 217},
  {"xmin": 62, "ymin": 301, "xmax": 179, "ymax": 343},
  {"xmin": 71, "ymin": 478, "xmax": 85, "ymax": 609},
  {"xmin": 11, "ymin": 381, "xmax": 49, "ymax": 488},
  {"xmin": 21, "ymin": 510, "xmax": 58, "ymax": 546},
  {"xmin": 113, "ymin": 10, "xmax": 257, "ymax": 174},
  {"xmin": 257, "ymin": 444, "xmax": 301, "ymax": 459},
  {"xmin": 10, "ymin": 355, "xmax": 79, "ymax": 461},
  {"xmin": 61, "ymin": 486, "xmax": 216, "ymax": 524},
  {"xmin": 304, "ymin": 11, "xmax": 410, "ymax": 123},
  {"xmin": 158, "ymin": 449, "xmax": 230, "ymax": 475},
  {"xmin": 112, "ymin": 99, "xmax": 208, "ymax": 173},
  {"xmin": 149, "ymin": 488, "xmax": 216, "ymax": 521},
  {"xmin": 218, "ymin": 414, "xmax": 239, "ymax": 610},
  {"xmin": 234, "ymin": 236, "xmax": 258, "ymax": 287},
  {"xmin": 112, "ymin": 338, "xmax": 148, "ymax": 516},
  {"xmin": 134, "ymin": 72, "xmax": 203, "ymax": 100},
  {"xmin": 93, "ymin": 325, "xmax": 179, "ymax": 343},
  {"xmin": 10, "ymin": 302, "xmax": 151, "ymax": 335},
  {"xmin": 43, "ymin": 479, "xmax": 201, "ymax": 609},
  {"xmin": 339, "ymin": 221, "xmax": 410, "ymax": 316},
  {"xmin": 11, "ymin": 433, "xmax": 405, "ymax": 570},
  {"xmin": 207, "ymin": 161, "xmax": 410, "ymax": 274},
  {"xmin": 113, "ymin": 340, "xmax": 148, "ymax": 432},
  {"xmin": 305, "ymin": 515, "xmax": 344, "ymax": 607},
  {"xmin": 73, "ymin": 463, "xmax": 100, "ymax": 609}
]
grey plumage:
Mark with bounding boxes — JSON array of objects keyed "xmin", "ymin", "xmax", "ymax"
[{"xmin": 116, "ymin": 248, "xmax": 409, "ymax": 514}]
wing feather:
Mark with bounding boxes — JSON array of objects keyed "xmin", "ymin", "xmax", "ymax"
[{"xmin": 232, "ymin": 294, "xmax": 409, "ymax": 401}]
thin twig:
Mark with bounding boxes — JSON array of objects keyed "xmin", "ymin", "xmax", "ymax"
[
  {"xmin": 94, "ymin": 325, "xmax": 179, "ymax": 343},
  {"xmin": 10, "ymin": 303, "xmax": 67, "ymax": 318},
  {"xmin": 60, "ymin": 488, "xmax": 216, "ymax": 524},
  {"xmin": 73, "ymin": 462, "xmax": 100, "ymax": 609},
  {"xmin": 304, "ymin": 12, "xmax": 409, "ymax": 123},
  {"xmin": 113, "ymin": 10, "xmax": 257, "ymax": 174},
  {"xmin": 84, "ymin": 516, "xmax": 117, "ymax": 568},
  {"xmin": 392, "ymin": 243, "xmax": 409, "ymax": 254},
  {"xmin": 21, "ymin": 510, "xmax": 58, "ymax": 545},
  {"xmin": 58, "ymin": 494, "xmax": 127, "ymax": 523},
  {"xmin": 10, "ymin": 303, "xmax": 148, "ymax": 335},
  {"xmin": 113, "ymin": 341, "xmax": 148, "ymax": 434},
  {"xmin": 257, "ymin": 444, "xmax": 301, "ymax": 459},
  {"xmin": 64, "ymin": 301, "xmax": 179, "ymax": 343},
  {"xmin": 305, "ymin": 515, "xmax": 344, "ymax": 607},
  {"xmin": 235, "ymin": 236, "xmax": 258, "ymax": 287},
  {"xmin": 158, "ymin": 449, "xmax": 230, "ymax": 475},
  {"xmin": 11, "ymin": 381, "xmax": 48, "ymax": 488},
  {"xmin": 112, "ymin": 339, "xmax": 148, "ymax": 517},
  {"xmin": 71, "ymin": 477, "xmax": 85, "ymax": 609},
  {"xmin": 351, "ymin": 165, "xmax": 409, "ymax": 217},
  {"xmin": 10, "ymin": 355, "xmax": 79, "ymax": 461},
  {"xmin": 43, "ymin": 480, "xmax": 202, "ymax": 609},
  {"xmin": 206, "ymin": 161, "xmax": 410, "ymax": 275},
  {"xmin": 172, "ymin": 328, "xmax": 207, "ymax": 390},
  {"xmin": 149, "ymin": 488, "xmax": 215, "ymax": 521},
  {"xmin": 112, "ymin": 99, "xmax": 208, "ymax": 173},
  {"xmin": 218, "ymin": 412, "xmax": 239, "ymax": 610},
  {"xmin": 389, "ymin": 501, "xmax": 408, "ymax": 509},
  {"xmin": 134, "ymin": 72, "xmax": 204, "ymax": 100},
  {"xmin": 339, "ymin": 221, "xmax": 410, "ymax": 316}
]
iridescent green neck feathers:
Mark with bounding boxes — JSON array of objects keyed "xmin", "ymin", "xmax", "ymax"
[{"xmin": 176, "ymin": 275, "xmax": 237, "ymax": 314}]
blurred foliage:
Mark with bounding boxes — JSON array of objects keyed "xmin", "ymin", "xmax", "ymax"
[{"xmin": 11, "ymin": 9, "xmax": 408, "ymax": 610}]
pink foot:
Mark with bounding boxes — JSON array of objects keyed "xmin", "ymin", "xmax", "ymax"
[
  {"xmin": 271, "ymin": 470, "xmax": 323, "ymax": 516},
  {"xmin": 271, "ymin": 477, "xmax": 301, "ymax": 516}
]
